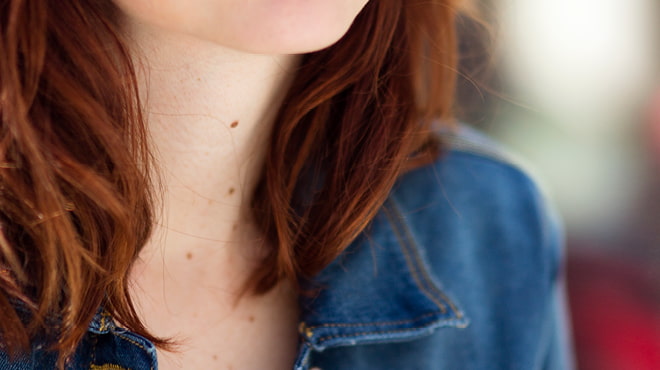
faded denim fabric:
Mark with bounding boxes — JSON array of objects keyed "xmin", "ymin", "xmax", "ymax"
[{"xmin": 0, "ymin": 126, "xmax": 573, "ymax": 369}]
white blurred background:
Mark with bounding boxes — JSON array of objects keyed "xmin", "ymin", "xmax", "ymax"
[
  {"xmin": 457, "ymin": 0, "xmax": 660, "ymax": 368},
  {"xmin": 495, "ymin": 0, "xmax": 658, "ymax": 239}
]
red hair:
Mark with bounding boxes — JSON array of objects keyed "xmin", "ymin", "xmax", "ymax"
[{"xmin": 0, "ymin": 0, "xmax": 461, "ymax": 365}]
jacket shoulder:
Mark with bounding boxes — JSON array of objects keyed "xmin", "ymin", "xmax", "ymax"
[
  {"xmin": 387, "ymin": 124, "xmax": 569, "ymax": 368},
  {"xmin": 392, "ymin": 123, "xmax": 562, "ymax": 272}
]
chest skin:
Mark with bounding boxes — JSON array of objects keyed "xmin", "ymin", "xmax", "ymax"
[
  {"xmin": 138, "ymin": 280, "xmax": 300, "ymax": 370},
  {"xmin": 128, "ymin": 241, "xmax": 301, "ymax": 370}
]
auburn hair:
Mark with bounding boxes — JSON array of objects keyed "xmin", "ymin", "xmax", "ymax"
[{"xmin": 0, "ymin": 0, "xmax": 462, "ymax": 365}]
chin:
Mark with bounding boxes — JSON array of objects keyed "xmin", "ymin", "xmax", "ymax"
[
  {"xmin": 116, "ymin": 0, "xmax": 369, "ymax": 55},
  {"xmin": 230, "ymin": 0, "xmax": 369, "ymax": 54},
  {"xmin": 211, "ymin": 12, "xmax": 361, "ymax": 55},
  {"xmin": 241, "ymin": 28, "xmax": 355, "ymax": 55}
]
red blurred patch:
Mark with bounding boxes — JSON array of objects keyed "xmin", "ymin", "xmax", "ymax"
[{"xmin": 567, "ymin": 248, "xmax": 660, "ymax": 370}]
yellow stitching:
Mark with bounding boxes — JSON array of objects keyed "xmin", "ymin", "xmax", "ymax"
[
  {"xmin": 305, "ymin": 312, "xmax": 439, "ymax": 330},
  {"xmin": 384, "ymin": 206, "xmax": 447, "ymax": 313},
  {"xmin": 90, "ymin": 334, "xmax": 96, "ymax": 366},
  {"xmin": 98, "ymin": 310, "xmax": 113, "ymax": 332},
  {"xmin": 116, "ymin": 334, "xmax": 147, "ymax": 351},
  {"xmin": 391, "ymin": 200, "xmax": 463, "ymax": 318},
  {"xmin": 115, "ymin": 334, "xmax": 154, "ymax": 370},
  {"xmin": 90, "ymin": 364, "xmax": 130, "ymax": 370},
  {"xmin": 388, "ymin": 200, "xmax": 454, "ymax": 314}
]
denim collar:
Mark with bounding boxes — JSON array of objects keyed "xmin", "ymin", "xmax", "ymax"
[{"xmin": 294, "ymin": 197, "xmax": 468, "ymax": 368}]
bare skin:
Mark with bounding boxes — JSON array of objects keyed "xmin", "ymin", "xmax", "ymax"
[
  {"xmin": 131, "ymin": 253, "xmax": 300, "ymax": 369},
  {"xmin": 123, "ymin": 21, "xmax": 302, "ymax": 370},
  {"xmin": 114, "ymin": 1, "xmax": 370, "ymax": 368}
]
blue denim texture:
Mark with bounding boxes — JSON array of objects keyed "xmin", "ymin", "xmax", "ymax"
[{"xmin": 0, "ymin": 126, "xmax": 573, "ymax": 369}]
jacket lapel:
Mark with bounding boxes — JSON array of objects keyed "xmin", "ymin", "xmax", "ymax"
[{"xmin": 297, "ymin": 198, "xmax": 468, "ymax": 353}]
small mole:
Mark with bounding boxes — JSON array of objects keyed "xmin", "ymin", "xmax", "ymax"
[
  {"xmin": 212, "ymin": 355, "xmax": 218, "ymax": 361},
  {"xmin": 228, "ymin": 187, "xmax": 235, "ymax": 195},
  {"xmin": 248, "ymin": 315, "xmax": 255, "ymax": 323},
  {"xmin": 232, "ymin": 224, "xmax": 238, "ymax": 231},
  {"xmin": 186, "ymin": 252, "xmax": 193, "ymax": 260},
  {"xmin": 230, "ymin": 121, "xmax": 239, "ymax": 128},
  {"xmin": 196, "ymin": 77, "xmax": 201, "ymax": 82},
  {"xmin": 227, "ymin": 365, "xmax": 234, "ymax": 370}
]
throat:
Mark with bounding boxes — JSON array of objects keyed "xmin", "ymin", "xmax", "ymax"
[{"xmin": 130, "ymin": 263, "xmax": 301, "ymax": 370}]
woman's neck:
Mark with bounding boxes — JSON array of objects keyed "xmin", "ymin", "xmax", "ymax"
[{"xmin": 124, "ymin": 20, "xmax": 299, "ymax": 291}]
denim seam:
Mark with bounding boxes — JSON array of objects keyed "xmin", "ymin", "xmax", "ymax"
[
  {"xmin": 383, "ymin": 203, "xmax": 448, "ymax": 314},
  {"xmin": 115, "ymin": 333, "xmax": 154, "ymax": 370},
  {"xmin": 90, "ymin": 331, "xmax": 98, "ymax": 367},
  {"xmin": 316, "ymin": 318, "xmax": 466, "ymax": 342},
  {"xmin": 115, "ymin": 333, "xmax": 147, "ymax": 351},
  {"xmin": 390, "ymin": 199, "xmax": 463, "ymax": 318},
  {"xmin": 305, "ymin": 312, "xmax": 439, "ymax": 330},
  {"xmin": 89, "ymin": 364, "xmax": 130, "ymax": 370},
  {"xmin": 386, "ymin": 198, "xmax": 463, "ymax": 319}
]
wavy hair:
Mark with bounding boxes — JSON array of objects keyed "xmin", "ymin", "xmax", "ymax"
[{"xmin": 0, "ymin": 0, "xmax": 461, "ymax": 365}]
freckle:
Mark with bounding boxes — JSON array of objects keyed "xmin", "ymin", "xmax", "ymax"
[
  {"xmin": 232, "ymin": 224, "xmax": 238, "ymax": 231},
  {"xmin": 186, "ymin": 252, "xmax": 193, "ymax": 260},
  {"xmin": 227, "ymin": 365, "xmax": 233, "ymax": 370},
  {"xmin": 207, "ymin": 199, "xmax": 213, "ymax": 205},
  {"xmin": 248, "ymin": 315, "xmax": 255, "ymax": 323},
  {"xmin": 212, "ymin": 355, "xmax": 218, "ymax": 361},
  {"xmin": 196, "ymin": 77, "xmax": 201, "ymax": 82},
  {"xmin": 230, "ymin": 121, "xmax": 239, "ymax": 128},
  {"xmin": 228, "ymin": 187, "xmax": 235, "ymax": 195}
]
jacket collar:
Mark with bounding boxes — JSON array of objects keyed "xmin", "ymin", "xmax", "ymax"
[{"xmin": 297, "ymin": 197, "xmax": 468, "ymax": 356}]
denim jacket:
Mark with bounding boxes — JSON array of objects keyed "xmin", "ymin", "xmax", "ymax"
[{"xmin": 0, "ymin": 126, "xmax": 573, "ymax": 369}]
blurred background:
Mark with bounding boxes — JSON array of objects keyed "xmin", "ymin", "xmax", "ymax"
[{"xmin": 456, "ymin": 0, "xmax": 660, "ymax": 368}]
